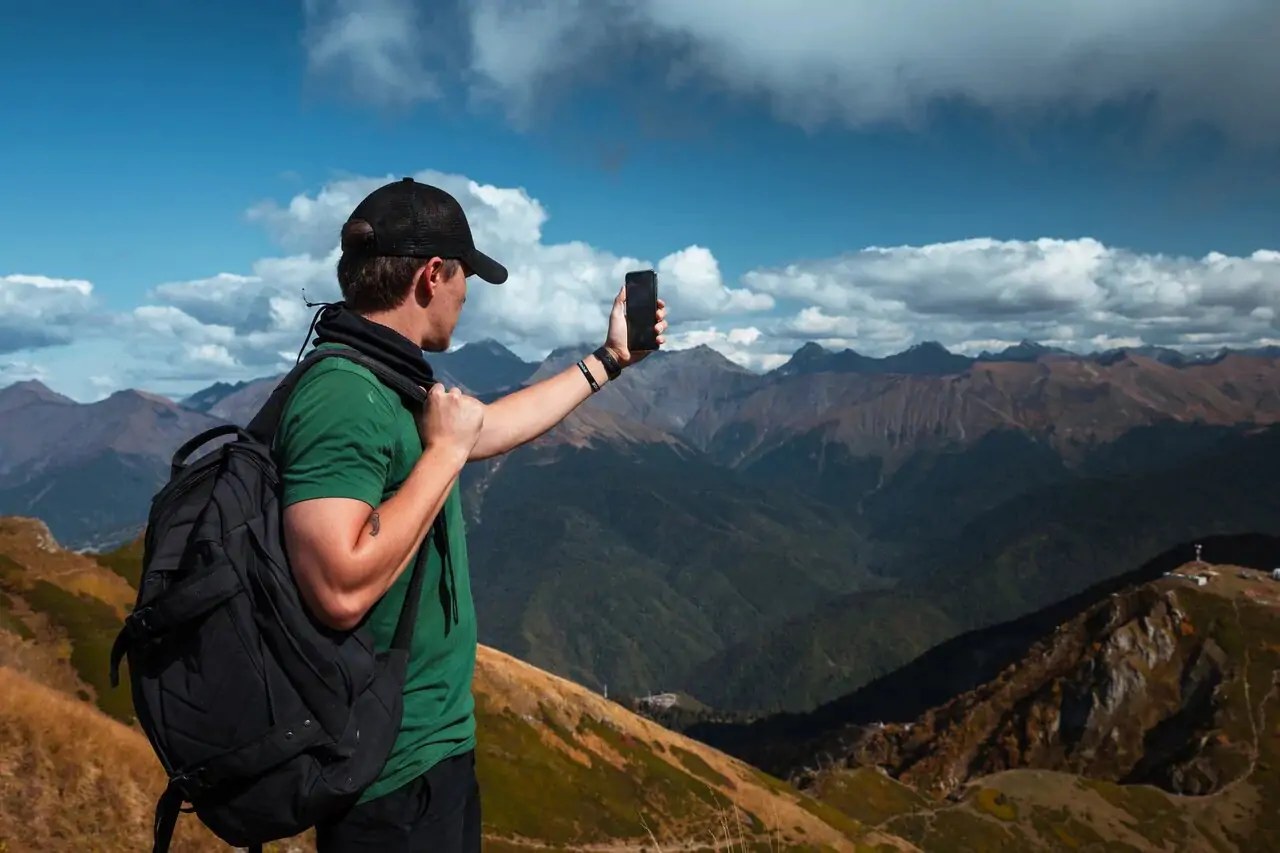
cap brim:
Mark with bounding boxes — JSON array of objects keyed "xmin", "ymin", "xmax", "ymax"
[{"xmin": 465, "ymin": 248, "xmax": 508, "ymax": 285}]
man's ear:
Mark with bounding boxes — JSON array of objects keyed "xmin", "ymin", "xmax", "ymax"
[{"xmin": 412, "ymin": 261, "xmax": 437, "ymax": 305}]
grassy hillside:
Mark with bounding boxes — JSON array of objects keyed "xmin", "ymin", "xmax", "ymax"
[
  {"xmin": 0, "ymin": 517, "xmax": 138, "ymax": 723},
  {"xmin": 471, "ymin": 646, "xmax": 909, "ymax": 851},
  {"xmin": 0, "ymin": 515, "xmax": 911, "ymax": 852},
  {"xmin": 804, "ymin": 767, "xmax": 1255, "ymax": 853},
  {"xmin": 92, "ymin": 534, "xmax": 145, "ymax": 588}
]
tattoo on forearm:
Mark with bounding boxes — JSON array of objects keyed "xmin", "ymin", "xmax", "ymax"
[{"xmin": 369, "ymin": 511, "xmax": 381, "ymax": 537}]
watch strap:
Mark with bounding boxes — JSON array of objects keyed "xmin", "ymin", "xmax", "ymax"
[{"xmin": 593, "ymin": 346, "xmax": 623, "ymax": 381}]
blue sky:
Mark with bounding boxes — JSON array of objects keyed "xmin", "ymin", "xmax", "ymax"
[{"xmin": 3, "ymin": 0, "xmax": 1280, "ymax": 400}]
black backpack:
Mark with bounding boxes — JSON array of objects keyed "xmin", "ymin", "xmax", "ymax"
[{"xmin": 107, "ymin": 347, "xmax": 438, "ymax": 853}]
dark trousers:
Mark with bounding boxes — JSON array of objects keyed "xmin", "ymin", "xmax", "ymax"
[{"xmin": 315, "ymin": 750, "xmax": 481, "ymax": 853}]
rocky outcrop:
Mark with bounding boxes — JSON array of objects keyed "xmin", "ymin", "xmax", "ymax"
[{"xmin": 809, "ymin": 583, "xmax": 1245, "ymax": 799}]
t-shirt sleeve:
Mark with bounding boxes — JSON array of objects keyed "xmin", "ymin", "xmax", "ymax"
[{"xmin": 276, "ymin": 367, "xmax": 397, "ymax": 509}]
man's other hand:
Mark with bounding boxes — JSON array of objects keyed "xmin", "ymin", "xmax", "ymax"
[{"xmin": 418, "ymin": 383, "xmax": 485, "ymax": 459}]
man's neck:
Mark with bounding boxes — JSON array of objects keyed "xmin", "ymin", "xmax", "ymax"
[{"xmin": 357, "ymin": 307, "xmax": 423, "ymax": 350}]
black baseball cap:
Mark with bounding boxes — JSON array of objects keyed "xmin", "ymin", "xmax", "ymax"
[{"xmin": 344, "ymin": 177, "xmax": 508, "ymax": 285}]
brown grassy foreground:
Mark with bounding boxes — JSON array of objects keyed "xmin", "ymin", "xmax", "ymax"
[
  {"xmin": 0, "ymin": 653, "xmax": 913, "ymax": 853},
  {"xmin": 0, "ymin": 517, "xmax": 914, "ymax": 852},
  {"xmin": 0, "ymin": 665, "xmax": 247, "ymax": 853}
]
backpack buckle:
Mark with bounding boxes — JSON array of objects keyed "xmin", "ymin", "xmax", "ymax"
[
  {"xmin": 126, "ymin": 606, "xmax": 155, "ymax": 637},
  {"xmin": 171, "ymin": 767, "xmax": 209, "ymax": 800}
]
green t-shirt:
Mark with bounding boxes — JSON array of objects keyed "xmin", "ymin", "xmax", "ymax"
[{"xmin": 273, "ymin": 344, "xmax": 477, "ymax": 803}]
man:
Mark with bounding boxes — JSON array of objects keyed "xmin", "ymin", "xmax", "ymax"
[{"xmin": 273, "ymin": 176, "xmax": 668, "ymax": 853}]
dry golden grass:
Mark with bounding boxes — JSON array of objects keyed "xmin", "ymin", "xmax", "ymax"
[
  {"xmin": 474, "ymin": 646, "xmax": 901, "ymax": 851},
  {"xmin": 0, "ymin": 654, "xmax": 897, "ymax": 853},
  {"xmin": 641, "ymin": 802, "xmax": 921, "ymax": 853},
  {"xmin": 0, "ymin": 666, "xmax": 237, "ymax": 853},
  {"xmin": 0, "ymin": 628, "xmax": 85, "ymax": 699}
]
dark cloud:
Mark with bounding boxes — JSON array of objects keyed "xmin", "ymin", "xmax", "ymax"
[{"xmin": 304, "ymin": 0, "xmax": 1280, "ymax": 149}]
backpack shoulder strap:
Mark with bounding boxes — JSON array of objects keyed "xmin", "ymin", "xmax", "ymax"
[
  {"xmin": 245, "ymin": 346, "xmax": 438, "ymax": 654},
  {"xmin": 245, "ymin": 348, "xmax": 429, "ymax": 444}
]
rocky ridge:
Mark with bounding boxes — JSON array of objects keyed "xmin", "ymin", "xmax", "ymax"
[
  {"xmin": 754, "ymin": 560, "xmax": 1280, "ymax": 851},
  {"xmin": 827, "ymin": 581, "xmax": 1242, "ymax": 798}
]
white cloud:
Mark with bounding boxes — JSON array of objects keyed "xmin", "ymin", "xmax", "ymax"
[
  {"xmin": 0, "ymin": 274, "xmax": 99, "ymax": 354},
  {"xmin": 5, "ymin": 170, "xmax": 1280, "ymax": 400},
  {"xmin": 226, "ymin": 169, "xmax": 772, "ymax": 367},
  {"xmin": 665, "ymin": 325, "xmax": 789, "ymax": 372},
  {"xmin": 303, "ymin": 0, "xmax": 1280, "ymax": 147},
  {"xmin": 657, "ymin": 247, "xmax": 775, "ymax": 320},
  {"xmin": 0, "ymin": 359, "xmax": 50, "ymax": 385},
  {"xmin": 749, "ymin": 238, "xmax": 1280, "ymax": 355},
  {"xmin": 0, "ymin": 169, "xmax": 770, "ymax": 397},
  {"xmin": 302, "ymin": 0, "xmax": 441, "ymax": 106}
]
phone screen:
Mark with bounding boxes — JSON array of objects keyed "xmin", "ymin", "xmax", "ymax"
[{"xmin": 624, "ymin": 270, "xmax": 659, "ymax": 352}]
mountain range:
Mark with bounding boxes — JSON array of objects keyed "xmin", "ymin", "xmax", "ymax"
[{"xmin": 6, "ymin": 338, "xmax": 1280, "ymax": 714}]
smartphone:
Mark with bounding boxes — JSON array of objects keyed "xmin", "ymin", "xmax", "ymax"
[{"xmin": 624, "ymin": 269, "xmax": 660, "ymax": 352}]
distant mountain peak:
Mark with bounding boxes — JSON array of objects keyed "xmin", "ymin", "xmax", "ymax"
[
  {"xmin": 0, "ymin": 379, "xmax": 75, "ymax": 412},
  {"xmin": 670, "ymin": 344, "xmax": 752, "ymax": 372},
  {"xmin": 544, "ymin": 343, "xmax": 592, "ymax": 362},
  {"xmin": 1014, "ymin": 339, "xmax": 1051, "ymax": 353},
  {"xmin": 454, "ymin": 338, "xmax": 519, "ymax": 358},
  {"xmin": 5, "ymin": 378, "xmax": 55, "ymax": 394},
  {"xmin": 976, "ymin": 339, "xmax": 1073, "ymax": 363},
  {"xmin": 775, "ymin": 339, "xmax": 972, "ymax": 377},
  {"xmin": 180, "ymin": 379, "xmax": 251, "ymax": 413},
  {"xmin": 774, "ymin": 342, "xmax": 836, "ymax": 375},
  {"xmin": 106, "ymin": 388, "xmax": 174, "ymax": 405},
  {"xmin": 794, "ymin": 342, "xmax": 828, "ymax": 357}
]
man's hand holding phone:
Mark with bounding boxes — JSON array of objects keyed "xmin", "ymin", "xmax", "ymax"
[{"xmin": 603, "ymin": 269, "xmax": 668, "ymax": 368}]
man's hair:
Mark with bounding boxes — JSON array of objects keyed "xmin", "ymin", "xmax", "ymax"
[{"xmin": 336, "ymin": 219, "xmax": 462, "ymax": 313}]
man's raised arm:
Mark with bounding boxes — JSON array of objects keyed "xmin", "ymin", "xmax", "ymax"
[{"xmin": 468, "ymin": 288, "xmax": 668, "ymax": 462}]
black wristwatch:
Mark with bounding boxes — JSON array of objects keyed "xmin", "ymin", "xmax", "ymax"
[{"xmin": 593, "ymin": 345, "xmax": 623, "ymax": 381}]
